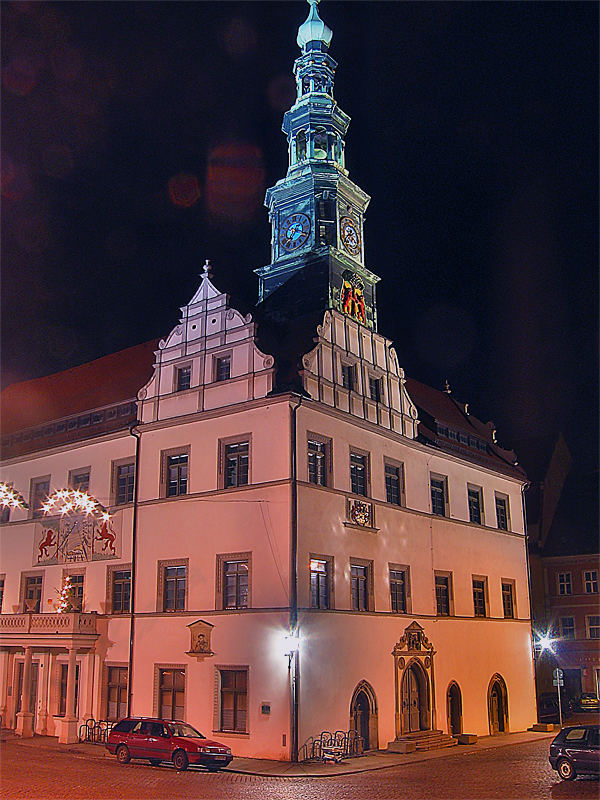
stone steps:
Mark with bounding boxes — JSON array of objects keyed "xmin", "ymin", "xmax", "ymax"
[{"xmin": 387, "ymin": 730, "xmax": 458, "ymax": 754}]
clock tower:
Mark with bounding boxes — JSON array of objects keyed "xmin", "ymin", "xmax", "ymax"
[{"xmin": 255, "ymin": 0, "xmax": 380, "ymax": 330}]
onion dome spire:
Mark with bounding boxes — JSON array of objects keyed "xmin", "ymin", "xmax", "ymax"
[{"xmin": 297, "ymin": 0, "xmax": 333, "ymax": 53}]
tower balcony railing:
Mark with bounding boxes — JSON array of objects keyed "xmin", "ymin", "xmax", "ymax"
[{"xmin": 0, "ymin": 611, "xmax": 97, "ymax": 635}]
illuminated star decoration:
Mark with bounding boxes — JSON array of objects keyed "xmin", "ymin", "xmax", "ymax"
[
  {"xmin": 0, "ymin": 482, "xmax": 29, "ymax": 510},
  {"xmin": 42, "ymin": 489, "xmax": 111, "ymax": 521},
  {"xmin": 57, "ymin": 574, "xmax": 73, "ymax": 613}
]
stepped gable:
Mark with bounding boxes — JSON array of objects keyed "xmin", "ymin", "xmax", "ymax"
[
  {"xmin": 0, "ymin": 340, "xmax": 157, "ymax": 458},
  {"xmin": 405, "ymin": 376, "xmax": 526, "ymax": 480}
]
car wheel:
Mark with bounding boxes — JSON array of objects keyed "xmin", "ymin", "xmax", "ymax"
[
  {"xmin": 173, "ymin": 750, "xmax": 189, "ymax": 771},
  {"xmin": 557, "ymin": 758, "xmax": 576, "ymax": 781},
  {"xmin": 116, "ymin": 745, "xmax": 131, "ymax": 765},
  {"xmin": 148, "ymin": 759, "xmax": 161, "ymax": 766}
]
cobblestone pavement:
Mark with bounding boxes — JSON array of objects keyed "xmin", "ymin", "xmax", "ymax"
[{"xmin": 1, "ymin": 737, "xmax": 598, "ymax": 800}]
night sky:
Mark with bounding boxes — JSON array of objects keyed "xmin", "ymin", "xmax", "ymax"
[{"xmin": 2, "ymin": 2, "xmax": 598, "ymax": 491}]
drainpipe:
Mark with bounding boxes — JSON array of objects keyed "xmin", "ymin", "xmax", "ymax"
[
  {"xmin": 290, "ymin": 394, "xmax": 303, "ymax": 762},
  {"xmin": 521, "ymin": 481, "xmax": 539, "ymax": 719},
  {"xmin": 127, "ymin": 422, "xmax": 141, "ymax": 717}
]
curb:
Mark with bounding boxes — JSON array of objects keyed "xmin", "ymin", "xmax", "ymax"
[{"xmin": 1, "ymin": 729, "xmax": 557, "ymax": 778}]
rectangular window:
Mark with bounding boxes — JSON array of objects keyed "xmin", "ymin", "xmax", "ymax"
[
  {"xmin": 385, "ymin": 462, "xmax": 404, "ymax": 506},
  {"xmin": 66, "ymin": 574, "xmax": 84, "ymax": 612},
  {"xmin": 163, "ymin": 565, "xmax": 186, "ymax": 611},
  {"xmin": 430, "ymin": 475, "xmax": 448, "ymax": 517},
  {"xmin": 468, "ymin": 485, "xmax": 483, "ymax": 525},
  {"xmin": 558, "ymin": 572, "xmax": 572, "ymax": 596},
  {"xmin": 310, "ymin": 558, "xmax": 330, "ymax": 609},
  {"xmin": 560, "ymin": 617, "xmax": 575, "ymax": 640},
  {"xmin": 587, "ymin": 616, "xmax": 600, "ymax": 639},
  {"xmin": 389, "ymin": 569, "xmax": 407, "ymax": 613},
  {"xmin": 224, "ymin": 442, "xmax": 249, "ymax": 488},
  {"xmin": 215, "ymin": 356, "xmax": 231, "ymax": 382},
  {"xmin": 473, "ymin": 578, "xmax": 487, "ymax": 617},
  {"xmin": 115, "ymin": 462, "xmax": 135, "ymax": 505},
  {"xmin": 159, "ymin": 668, "xmax": 185, "ymax": 720},
  {"xmin": 584, "ymin": 570, "xmax": 598, "ymax": 594},
  {"xmin": 176, "ymin": 366, "xmax": 191, "ymax": 392},
  {"xmin": 585, "ymin": 616, "xmax": 600, "ymax": 639},
  {"xmin": 495, "ymin": 494, "xmax": 510, "ymax": 531},
  {"xmin": 166, "ymin": 453, "xmax": 188, "ymax": 497},
  {"xmin": 501, "ymin": 581, "xmax": 515, "ymax": 619},
  {"xmin": 69, "ymin": 469, "xmax": 90, "ymax": 493},
  {"xmin": 341, "ymin": 363, "xmax": 355, "ymax": 391},
  {"xmin": 350, "ymin": 452, "xmax": 368, "ymax": 496},
  {"xmin": 112, "ymin": 570, "xmax": 131, "ymax": 614},
  {"xmin": 0, "ymin": 576, "xmax": 4, "ymax": 612},
  {"xmin": 30, "ymin": 478, "xmax": 50, "ymax": 519},
  {"xmin": 435, "ymin": 574, "xmax": 451, "ymax": 616},
  {"xmin": 107, "ymin": 667, "xmax": 128, "ymax": 721},
  {"xmin": 351, "ymin": 563, "xmax": 371, "ymax": 611},
  {"xmin": 223, "ymin": 561, "xmax": 249, "ymax": 609},
  {"xmin": 24, "ymin": 575, "xmax": 43, "ymax": 612},
  {"xmin": 369, "ymin": 376, "xmax": 381, "ymax": 403},
  {"xmin": 220, "ymin": 669, "xmax": 247, "ymax": 733},
  {"xmin": 307, "ymin": 439, "xmax": 328, "ymax": 487}
]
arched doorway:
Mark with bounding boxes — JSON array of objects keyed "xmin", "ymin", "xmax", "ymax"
[
  {"xmin": 488, "ymin": 674, "xmax": 509, "ymax": 734},
  {"xmin": 446, "ymin": 682, "xmax": 462, "ymax": 736},
  {"xmin": 401, "ymin": 661, "xmax": 430, "ymax": 733},
  {"xmin": 349, "ymin": 681, "xmax": 378, "ymax": 750}
]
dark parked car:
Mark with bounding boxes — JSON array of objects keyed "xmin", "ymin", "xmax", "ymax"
[
  {"xmin": 549, "ymin": 724, "xmax": 600, "ymax": 780},
  {"xmin": 106, "ymin": 717, "xmax": 233, "ymax": 771},
  {"xmin": 577, "ymin": 693, "xmax": 600, "ymax": 712}
]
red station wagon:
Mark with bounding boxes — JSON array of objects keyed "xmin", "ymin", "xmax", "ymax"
[{"xmin": 106, "ymin": 717, "xmax": 233, "ymax": 771}]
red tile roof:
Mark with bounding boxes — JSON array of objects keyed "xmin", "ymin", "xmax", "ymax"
[{"xmin": 1, "ymin": 340, "xmax": 158, "ymax": 435}]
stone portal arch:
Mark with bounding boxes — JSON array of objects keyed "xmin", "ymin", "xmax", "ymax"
[
  {"xmin": 349, "ymin": 680, "xmax": 378, "ymax": 750},
  {"xmin": 446, "ymin": 681, "xmax": 463, "ymax": 736},
  {"xmin": 400, "ymin": 658, "xmax": 431, "ymax": 733},
  {"xmin": 392, "ymin": 621, "xmax": 436, "ymax": 738},
  {"xmin": 487, "ymin": 674, "xmax": 509, "ymax": 734}
]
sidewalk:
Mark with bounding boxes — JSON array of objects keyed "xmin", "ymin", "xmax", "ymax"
[{"xmin": 1, "ymin": 729, "xmax": 557, "ymax": 777}]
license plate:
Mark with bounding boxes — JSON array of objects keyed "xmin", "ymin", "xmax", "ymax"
[{"xmin": 213, "ymin": 755, "xmax": 227, "ymax": 760}]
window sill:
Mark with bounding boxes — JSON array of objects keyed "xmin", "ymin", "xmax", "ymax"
[
  {"xmin": 213, "ymin": 730, "xmax": 250, "ymax": 739},
  {"xmin": 343, "ymin": 521, "xmax": 379, "ymax": 533}
]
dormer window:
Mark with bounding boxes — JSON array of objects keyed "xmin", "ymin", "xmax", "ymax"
[
  {"xmin": 215, "ymin": 355, "xmax": 231, "ymax": 382},
  {"xmin": 341, "ymin": 363, "xmax": 355, "ymax": 391},
  {"xmin": 176, "ymin": 366, "xmax": 191, "ymax": 392}
]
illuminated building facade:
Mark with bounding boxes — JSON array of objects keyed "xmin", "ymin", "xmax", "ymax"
[{"xmin": 0, "ymin": 0, "xmax": 536, "ymax": 757}]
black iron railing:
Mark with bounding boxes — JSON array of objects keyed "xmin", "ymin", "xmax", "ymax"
[{"xmin": 78, "ymin": 718, "xmax": 115, "ymax": 744}]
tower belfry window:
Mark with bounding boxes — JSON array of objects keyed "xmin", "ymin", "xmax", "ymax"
[
  {"xmin": 295, "ymin": 130, "xmax": 307, "ymax": 163},
  {"xmin": 313, "ymin": 128, "xmax": 328, "ymax": 159}
]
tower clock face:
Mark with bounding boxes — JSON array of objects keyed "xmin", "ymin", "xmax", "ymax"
[
  {"xmin": 279, "ymin": 212, "xmax": 311, "ymax": 252},
  {"xmin": 339, "ymin": 216, "xmax": 361, "ymax": 256}
]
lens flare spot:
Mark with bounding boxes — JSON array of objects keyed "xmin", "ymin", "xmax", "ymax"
[
  {"xmin": 205, "ymin": 143, "xmax": 265, "ymax": 226},
  {"xmin": 168, "ymin": 172, "xmax": 201, "ymax": 208},
  {"xmin": 42, "ymin": 144, "xmax": 74, "ymax": 179},
  {"xmin": 1, "ymin": 156, "xmax": 32, "ymax": 202},
  {"xmin": 2, "ymin": 56, "xmax": 37, "ymax": 96},
  {"xmin": 222, "ymin": 17, "xmax": 258, "ymax": 59},
  {"xmin": 50, "ymin": 45, "xmax": 83, "ymax": 83}
]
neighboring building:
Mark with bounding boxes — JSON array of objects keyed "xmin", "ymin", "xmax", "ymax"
[
  {"xmin": 0, "ymin": 1, "xmax": 537, "ymax": 757},
  {"xmin": 527, "ymin": 460, "xmax": 600, "ymax": 706}
]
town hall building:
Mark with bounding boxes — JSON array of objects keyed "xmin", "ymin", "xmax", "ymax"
[{"xmin": 0, "ymin": 0, "xmax": 536, "ymax": 760}]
